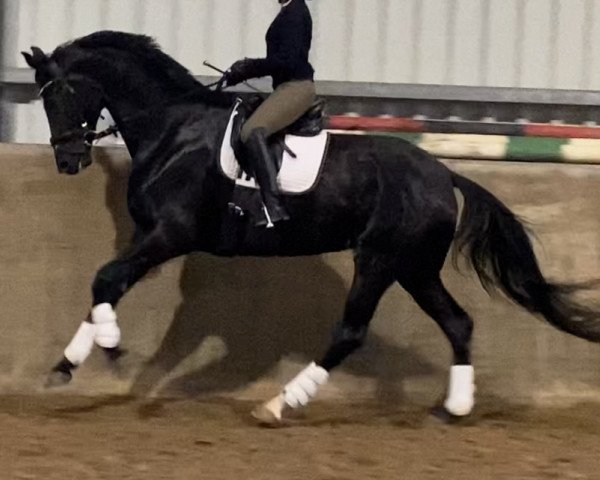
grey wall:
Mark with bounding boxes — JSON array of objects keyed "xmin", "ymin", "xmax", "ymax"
[
  {"xmin": 5, "ymin": 0, "xmax": 600, "ymax": 88},
  {"xmin": 3, "ymin": 0, "xmax": 600, "ymax": 143}
]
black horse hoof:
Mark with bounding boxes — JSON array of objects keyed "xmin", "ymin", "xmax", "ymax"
[
  {"xmin": 45, "ymin": 357, "xmax": 75, "ymax": 388},
  {"xmin": 102, "ymin": 347, "xmax": 133, "ymax": 380},
  {"xmin": 102, "ymin": 346, "xmax": 127, "ymax": 363},
  {"xmin": 429, "ymin": 406, "xmax": 471, "ymax": 425},
  {"xmin": 45, "ymin": 369, "xmax": 73, "ymax": 388}
]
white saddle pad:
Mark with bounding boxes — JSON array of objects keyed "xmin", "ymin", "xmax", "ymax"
[{"xmin": 219, "ymin": 102, "xmax": 329, "ymax": 194}]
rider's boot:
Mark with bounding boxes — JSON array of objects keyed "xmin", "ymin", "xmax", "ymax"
[{"xmin": 245, "ymin": 128, "xmax": 290, "ymax": 228}]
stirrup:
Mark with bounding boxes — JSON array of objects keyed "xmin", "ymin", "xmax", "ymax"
[
  {"xmin": 263, "ymin": 205, "xmax": 275, "ymax": 229},
  {"xmin": 253, "ymin": 205, "xmax": 275, "ymax": 228},
  {"xmin": 254, "ymin": 203, "xmax": 290, "ymax": 228},
  {"xmin": 255, "ymin": 203, "xmax": 289, "ymax": 228}
]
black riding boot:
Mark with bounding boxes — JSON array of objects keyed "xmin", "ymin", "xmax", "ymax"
[{"xmin": 245, "ymin": 128, "xmax": 290, "ymax": 227}]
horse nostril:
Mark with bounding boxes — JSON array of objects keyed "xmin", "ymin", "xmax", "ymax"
[{"xmin": 58, "ymin": 161, "xmax": 69, "ymax": 171}]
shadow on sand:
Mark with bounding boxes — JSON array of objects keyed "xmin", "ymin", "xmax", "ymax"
[{"xmin": 84, "ymin": 149, "xmax": 440, "ymax": 414}]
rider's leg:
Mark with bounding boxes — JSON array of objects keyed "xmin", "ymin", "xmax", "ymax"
[
  {"xmin": 240, "ymin": 80, "xmax": 316, "ymax": 142},
  {"xmin": 244, "ymin": 128, "xmax": 291, "ymax": 226},
  {"xmin": 241, "ymin": 80, "xmax": 316, "ymax": 227}
]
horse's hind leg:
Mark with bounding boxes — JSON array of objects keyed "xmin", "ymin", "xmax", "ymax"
[
  {"xmin": 253, "ymin": 250, "xmax": 395, "ymax": 424},
  {"xmin": 47, "ymin": 227, "xmax": 183, "ymax": 386},
  {"xmin": 400, "ymin": 275, "xmax": 475, "ymax": 417}
]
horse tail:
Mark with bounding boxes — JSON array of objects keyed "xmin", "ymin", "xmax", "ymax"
[{"xmin": 451, "ymin": 172, "xmax": 600, "ymax": 342}]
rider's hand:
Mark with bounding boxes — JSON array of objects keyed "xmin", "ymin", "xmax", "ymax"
[
  {"xmin": 223, "ymin": 58, "xmax": 253, "ymax": 87},
  {"xmin": 216, "ymin": 76, "xmax": 229, "ymax": 91}
]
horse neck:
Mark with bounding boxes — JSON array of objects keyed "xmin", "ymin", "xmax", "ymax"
[
  {"xmin": 91, "ymin": 69, "xmax": 228, "ymax": 158},
  {"xmin": 100, "ymin": 82, "xmax": 187, "ymax": 155}
]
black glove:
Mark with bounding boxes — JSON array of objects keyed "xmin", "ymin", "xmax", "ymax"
[{"xmin": 224, "ymin": 58, "xmax": 254, "ymax": 87}]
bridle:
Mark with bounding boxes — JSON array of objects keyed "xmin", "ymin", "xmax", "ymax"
[
  {"xmin": 40, "ymin": 69, "xmax": 299, "ymax": 162},
  {"xmin": 41, "ymin": 72, "xmax": 298, "ymax": 163},
  {"xmin": 39, "ymin": 77, "xmax": 118, "ymax": 149},
  {"xmin": 49, "ymin": 123, "xmax": 118, "ymax": 149},
  {"xmin": 40, "ymin": 74, "xmax": 219, "ymax": 150}
]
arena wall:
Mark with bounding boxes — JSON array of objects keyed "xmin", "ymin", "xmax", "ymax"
[{"xmin": 1, "ymin": 143, "xmax": 599, "ymax": 407}]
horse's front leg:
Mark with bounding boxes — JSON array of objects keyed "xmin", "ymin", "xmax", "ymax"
[{"xmin": 47, "ymin": 228, "xmax": 182, "ymax": 386}]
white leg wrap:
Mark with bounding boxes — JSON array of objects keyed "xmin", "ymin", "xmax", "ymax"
[
  {"xmin": 64, "ymin": 322, "xmax": 96, "ymax": 366},
  {"xmin": 444, "ymin": 365, "xmax": 475, "ymax": 416},
  {"xmin": 91, "ymin": 303, "xmax": 121, "ymax": 348},
  {"xmin": 283, "ymin": 362, "xmax": 329, "ymax": 409}
]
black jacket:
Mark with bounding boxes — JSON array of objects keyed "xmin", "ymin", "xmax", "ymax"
[{"xmin": 241, "ymin": 0, "xmax": 314, "ymax": 88}]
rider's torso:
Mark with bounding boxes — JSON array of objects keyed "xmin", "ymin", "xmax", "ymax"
[{"xmin": 266, "ymin": 0, "xmax": 314, "ymax": 89}]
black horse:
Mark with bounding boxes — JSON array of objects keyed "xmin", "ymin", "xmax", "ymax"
[{"xmin": 22, "ymin": 31, "xmax": 599, "ymax": 423}]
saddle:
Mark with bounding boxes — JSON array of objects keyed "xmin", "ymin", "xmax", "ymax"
[
  {"xmin": 219, "ymin": 96, "xmax": 329, "ymax": 250},
  {"xmin": 230, "ymin": 95, "xmax": 325, "ymax": 171}
]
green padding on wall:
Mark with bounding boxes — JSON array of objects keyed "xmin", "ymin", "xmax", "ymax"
[{"xmin": 506, "ymin": 137, "xmax": 568, "ymax": 160}]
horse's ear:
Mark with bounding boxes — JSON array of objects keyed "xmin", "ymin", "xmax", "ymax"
[
  {"xmin": 31, "ymin": 46, "xmax": 47, "ymax": 63},
  {"xmin": 22, "ymin": 46, "xmax": 48, "ymax": 68},
  {"xmin": 21, "ymin": 51, "xmax": 36, "ymax": 68}
]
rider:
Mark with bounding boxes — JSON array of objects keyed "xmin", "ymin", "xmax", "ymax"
[{"xmin": 223, "ymin": 0, "xmax": 316, "ymax": 227}]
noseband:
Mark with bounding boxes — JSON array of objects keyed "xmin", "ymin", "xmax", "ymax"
[
  {"xmin": 49, "ymin": 124, "xmax": 118, "ymax": 148},
  {"xmin": 39, "ymin": 77, "xmax": 116, "ymax": 148}
]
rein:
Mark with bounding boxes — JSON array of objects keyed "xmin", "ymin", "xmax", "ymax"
[
  {"xmin": 44, "ymin": 76, "xmax": 231, "ymax": 148},
  {"xmin": 49, "ymin": 124, "xmax": 119, "ymax": 148},
  {"xmin": 46, "ymin": 64, "xmax": 282, "ymax": 155}
]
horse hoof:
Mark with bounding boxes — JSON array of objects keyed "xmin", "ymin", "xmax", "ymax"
[
  {"xmin": 251, "ymin": 394, "xmax": 288, "ymax": 427},
  {"xmin": 429, "ymin": 406, "xmax": 472, "ymax": 425},
  {"xmin": 251, "ymin": 403, "xmax": 285, "ymax": 428},
  {"xmin": 103, "ymin": 347, "xmax": 136, "ymax": 380},
  {"xmin": 45, "ymin": 369, "xmax": 72, "ymax": 388},
  {"xmin": 103, "ymin": 346, "xmax": 127, "ymax": 363}
]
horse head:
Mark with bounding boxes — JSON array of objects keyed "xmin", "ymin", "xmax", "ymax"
[{"xmin": 22, "ymin": 47, "xmax": 104, "ymax": 175}]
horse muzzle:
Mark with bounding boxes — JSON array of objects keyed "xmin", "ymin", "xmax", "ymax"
[{"xmin": 54, "ymin": 144, "xmax": 92, "ymax": 175}]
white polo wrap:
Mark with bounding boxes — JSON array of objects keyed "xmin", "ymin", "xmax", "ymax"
[
  {"xmin": 64, "ymin": 321, "xmax": 96, "ymax": 365},
  {"xmin": 444, "ymin": 365, "xmax": 475, "ymax": 416},
  {"xmin": 91, "ymin": 303, "xmax": 121, "ymax": 348},
  {"xmin": 283, "ymin": 362, "xmax": 329, "ymax": 409}
]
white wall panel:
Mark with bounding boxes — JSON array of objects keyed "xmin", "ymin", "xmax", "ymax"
[
  {"xmin": 5, "ymin": 0, "xmax": 599, "ymax": 88},
  {"xmin": 4, "ymin": 0, "xmax": 600, "ymax": 143},
  {"xmin": 381, "ymin": 0, "xmax": 417, "ymax": 84},
  {"xmin": 346, "ymin": 0, "xmax": 383, "ymax": 82},
  {"xmin": 486, "ymin": 0, "xmax": 520, "ymax": 88},
  {"xmin": 452, "ymin": 0, "xmax": 485, "ymax": 86},
  {"xmin": 416, "ymin": 0, "xmax": 451, "ymax": 84},
  {"xmin": 521, "ymin": 0, "xmax": 552, "ymax": 89},
  {"xmin": 588, "ymin": 0, "xmax": 600, "ymax": 90},
  {"xmin": 71, "ymin": 0, "xmax": 106, "ymax": 38},
  {"xmin": 310, "ymin": 0, "xmax": 353, "ymax": 81},
  {"xmin": 555, "ymin": 0, "xmax": 587, "ymax": 89},
  {"xmin": 103, "ymin": 0, "xmax": 141, "ymax": 33}
]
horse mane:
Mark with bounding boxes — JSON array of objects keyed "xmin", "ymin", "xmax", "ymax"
[{"xmin": 52, "ymin": 30, "xmax": 232, "ymax": 106}]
